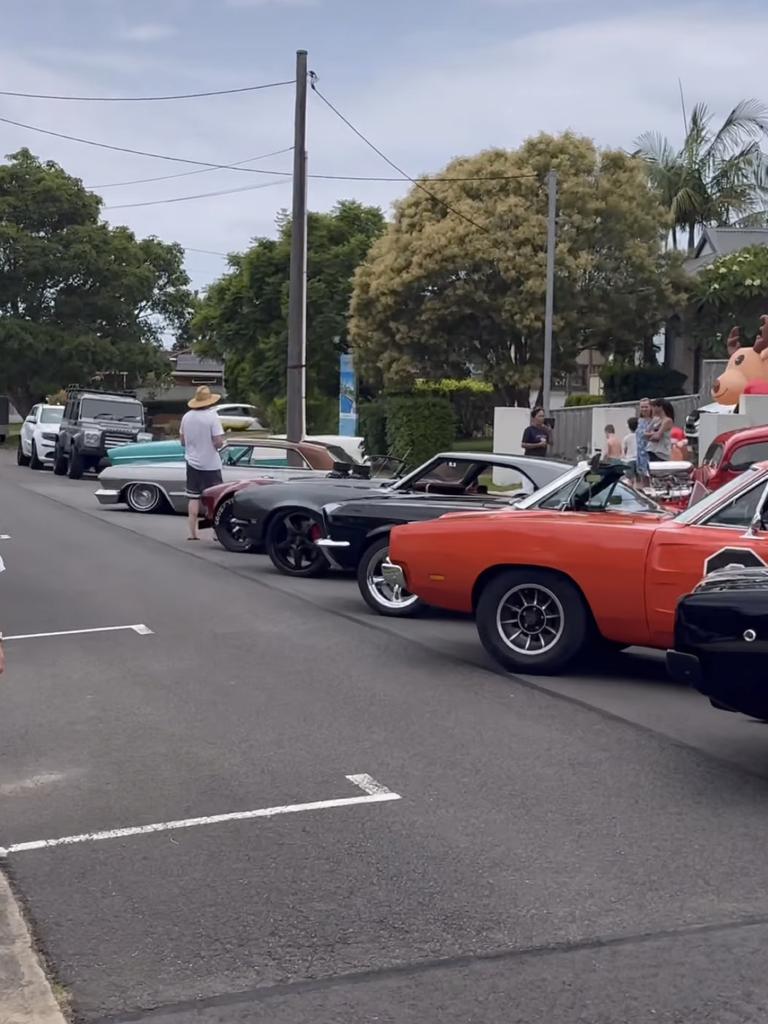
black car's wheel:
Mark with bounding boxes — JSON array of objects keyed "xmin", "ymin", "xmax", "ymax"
[
  {"xmin": 29, "ymin": 440, "xmax": 43, "ymax": 470},
  {"xmin": 214, "ymin": 497, "xmax": 258, "ymax": 553},
  {"xmin": 265, "ymin": 508, "xmax": 327, "ymax": 577},
  {"xmin": 67, "ymin": 448, "xmax": 85, "ymax": 479},
  {"xmin": 357, "ymin": 537, "xmax": 423, "ymax": 617},
  {"xmin": 16, "ymin": 438, "xmax": 30, "ymax": 466},
  {"xmin": 52, "ymin": 445, "xmax": 68, "ymax": 475},
  {"xmin": 476, "ymin": 568, "xmax": 588, "ymax": 675},
  {"xmin": 124, "ymin": 482, "xmax": 165, "ymax": 514}
]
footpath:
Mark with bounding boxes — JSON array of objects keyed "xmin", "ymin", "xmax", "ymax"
[{"xmin": 0, "ymin": 870, "xmax": 67, "ymax": 1023}]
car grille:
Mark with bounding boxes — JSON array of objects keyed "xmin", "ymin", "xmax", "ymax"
[{"xmin": 103, "ymin": 433, "xmax": 136, "ymax": 447}]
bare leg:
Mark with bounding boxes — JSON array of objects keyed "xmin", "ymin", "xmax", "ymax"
[{"xmin": 187, "ymin": 498, "xmax": 200, "ymax": 540}]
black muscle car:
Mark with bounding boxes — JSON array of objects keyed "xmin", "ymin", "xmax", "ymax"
[
  {"xmin": 229, "ymin": 451, "xmax": 571, "ymax": 579},
  {"xmin": 667, "ymin": 564, "xmax": 768, "ymax": 721}
]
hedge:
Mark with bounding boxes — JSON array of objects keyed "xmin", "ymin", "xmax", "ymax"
[
  {"xmin": 599, "ymin": 364, "xmax": 687, "ymax": 403},
  {"xmin": 414, "ymin": 378, "xmax": 494, "ymax": 438},
  {"xmin": 385, "ymin": 394, "xmax": 456, "ymax": 468},
  {"xmin": 564, "ymin": 394, "xmax": 604, "ymax": 407}
]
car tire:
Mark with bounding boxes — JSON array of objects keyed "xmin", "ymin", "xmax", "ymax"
[
  {"xmin": 16, "ymin": 438, "xmax": 31, "ymax": 467},
  {"xmin": 52, "ymin": 445, "xmax": 68, "ymax": 475},
  {"xmin": 124, "ymin": 482, "xmax": 165, "ymax": 514},
  {"xmin": 67, "ymin": 448, "xmax": 85, "ymax": 479},
  {"xmin": 213, "ymin": 497, "xmax": 258, "ymax": 553},
  {"xmin": 29, "ymin": 440, "xmax": 43, "ymax": 470},
  {"xmin": 265, "ymin": 508, "xmax": 328, "ymax": 578},
  {"xmin": 476, "ymin": 568, "xmax": 588, "ymax": 675},
  {"xmin": 357, "ymin": 536, "xmax": 424, "ymax": 617}
]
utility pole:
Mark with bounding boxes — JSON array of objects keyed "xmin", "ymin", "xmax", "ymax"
[
  {"xmin": 286, "ymin": 49, "xmax": 308, "ymax": 442},
  {"xmin": 542, "ymin": 168, "xmax": 557, "ymax": 415}
]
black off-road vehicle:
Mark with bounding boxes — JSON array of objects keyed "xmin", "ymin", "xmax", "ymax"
[{"xmin": 53, "ymin": 387, "xmax": 150, "ymax": 479}]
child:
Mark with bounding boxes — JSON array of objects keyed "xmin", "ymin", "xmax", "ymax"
[
  {"xmin": 602, "ymin": 424, "xmax": 622, "ymax": 461},
  {"xmin": 623, "ymin": 417, "xmax": 638, "ymax": 478}
]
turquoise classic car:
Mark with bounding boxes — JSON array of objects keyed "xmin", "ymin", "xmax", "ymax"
[{"xmin": 107, "ymin": 439, "xmax": 289, "ymax": 468}]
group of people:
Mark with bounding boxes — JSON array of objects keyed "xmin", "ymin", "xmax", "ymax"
[
  {"xmin": 521, "ymin": 397, "xmax": 687, "ymax": 478},
  {"xmin": 603, "ymin": 397, "xmax": 688, "ymax": 477}
]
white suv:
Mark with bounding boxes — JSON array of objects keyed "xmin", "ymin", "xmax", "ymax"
[{"xmin": 17, "ymin": 404, "xmax": 64, "ymax": 469}]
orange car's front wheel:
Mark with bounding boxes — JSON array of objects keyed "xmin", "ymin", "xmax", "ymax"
[{"xmin": 476, "ymin": 568, "xmax": 588, "ymax": 675}]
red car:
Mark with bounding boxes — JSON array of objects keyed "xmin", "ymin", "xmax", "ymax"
[{"xmin": 693, "ymin": 424, "xmax": 768, "ymax": 491}]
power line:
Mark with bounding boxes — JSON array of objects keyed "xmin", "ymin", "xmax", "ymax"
[
  {"xmin": 309, "ymin": 79, "xmax": 526, "ymax": 235},
  {"xmin": 103, "ymin": 178, "xmax": 288, "ymax": 210},
  {"xmin": 0, "ymin": 112, "xmax": 540, "ymax": 185},
  {"xmin": 182, "ymin": 247, "xmax": 230, "ymax": 258},
  {"xmin": 0, "ymin": 80, "xmax": 294, "ymax": 102},
  {"xmin": 88, "ymin": 147, "xmax": 293, "ymax": 189}
]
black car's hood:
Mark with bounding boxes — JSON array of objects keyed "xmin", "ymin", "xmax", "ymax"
[
  {"xmin": 231, "ymin": 477, "xmax": 391, "ymax": 517},
  {"xmin": 326, "ymin": 490, "xmax": 517, "ymax": 518}
]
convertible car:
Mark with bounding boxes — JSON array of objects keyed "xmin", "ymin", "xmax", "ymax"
[
  {"xmin": 383, "ymin": 460, "xmax": 768, "ymax": 674},
  {"xmin": 222, "ymin": 452, "xmax": 571, "ymax": 575},
  {"xmin": 318, "ymin": 455, "xmax": 579, "ymax": 616},
  {"xmin": 95, "ymin": 438, "xmax": 340, "ymax": 514}
]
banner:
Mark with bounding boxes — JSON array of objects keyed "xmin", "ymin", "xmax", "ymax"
[{"xmin": 339, "ymin": 353, "xmax": 358, "ymax": 436}]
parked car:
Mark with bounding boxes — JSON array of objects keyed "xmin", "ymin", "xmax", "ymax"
[
  {"xmin": 54, "ymin": 388, "xmax": 151, "ymax": 479},
  {"xmin": 216, "ymin": 404, "xmax": 263, "ymax": 431},
  {"xmin": 224, "ymin": 452, "xmax": 571, "ymax": 575},
  {"xmin": 667, "ymin": 564, "xmax": 768, "ymax": 721},
  {"xmin": 684, "ymin": 401, "xmax": 735, "ymax": 449},
  {"xmin": 95, "ymin": 438, "xmax": 341, "ymax": 514},
  {"xmin": 17, "ymin": 404, "xmax": 64, "ymax": 469},
  {"xmin": 383, "ymin": 460, "xmax": 768, "ymax": 674},
  {"xmin": 107, "ymin": 436, "xmax": 363, "ymax": 468},
  {"xmin": 692, "ymin": 424, "xmax": 768, "ymax": 491},
  {"xmin": 319, "ymin": 455, "xmax": 574, "ymax": 616}
]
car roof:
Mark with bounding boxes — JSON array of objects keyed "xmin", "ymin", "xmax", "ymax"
[
  {"xmin": 712, "ymin": 424, "xmax": 768, "ymax": 448},
  {"xmin": 435, "ymin": 451, "xmax": 572, "ymax": 468},
  {"xmin": 78, "ymin": 392, "xmax": 141, "ymax": 402}
]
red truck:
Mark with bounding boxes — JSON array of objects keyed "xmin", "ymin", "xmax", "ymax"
[{"xmin": 693, "ymin": 424, "xmax": 768, "ymax": 490}]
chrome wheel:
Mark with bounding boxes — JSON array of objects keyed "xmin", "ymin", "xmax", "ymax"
[
  {"xmin": 366, "ymin": 548, "xmax": 419, "ymax": 611},
  {"xmin": 496, "ymin": 584, "xmax": 564, "ymax": 656},
  {"xmin": 125, "ymin": 482, "xmax": 163, "ymax": 513}
]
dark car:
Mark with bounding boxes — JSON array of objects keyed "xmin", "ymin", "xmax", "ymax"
[
  {"xmin": 54, "ymin": 387, "xmax": 149, "ymax": 479},
  {"xmin": 667, "ymin": 562, "xmax": 768, "ymax": 721},
  {"xmin": 229, "ymin": 452, "xmax": 570, "ymax": 579}
]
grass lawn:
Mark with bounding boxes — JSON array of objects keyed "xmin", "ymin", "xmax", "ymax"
[
  {"xmin": 1, "ymin": 424, "xmax": 20, "ymax": 449},
  {"xmin": 452, "ymin": 437, "xmax": 493, "ymax": 453}
]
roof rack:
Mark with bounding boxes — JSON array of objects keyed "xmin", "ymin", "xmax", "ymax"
[{"xmin": 66, "ymin": 384, "xmax": 139, "ymax": 399}]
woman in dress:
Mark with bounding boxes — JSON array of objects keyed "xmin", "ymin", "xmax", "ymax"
[{"xmin": 634, "ymin": 397, "xmax": 653, "ymax": 479}]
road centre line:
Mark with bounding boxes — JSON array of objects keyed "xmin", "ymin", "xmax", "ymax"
[
  {"xmin": 4, "ymin": 623, "xmax": 153, "ymax": 641},
  {"xmin": 0, "ymin": 775, "xmax": 401, "ymax": 857}
]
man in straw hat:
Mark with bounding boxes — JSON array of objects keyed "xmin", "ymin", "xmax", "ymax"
[{"xmin": 180, "ymin": 385, "xmax": 225, "ymax": 541}]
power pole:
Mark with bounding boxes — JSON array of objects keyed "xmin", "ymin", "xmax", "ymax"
[
  {"xmin": 286, "ymin": 49, "xmax": 308, "ymax": 442},
  {"xmin": 542, "ymin": 168, "xmax": 557, "ymax": 415}
]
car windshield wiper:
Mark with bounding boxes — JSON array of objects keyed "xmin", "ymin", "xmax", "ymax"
[{"xmin": 117, "ymin": 415, "xmax": 141, "ymax": 421}]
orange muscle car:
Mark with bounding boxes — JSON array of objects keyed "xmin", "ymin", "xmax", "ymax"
[{"xmin": 384, "ymin": 461, "xmax": 768, "ymax": 674}]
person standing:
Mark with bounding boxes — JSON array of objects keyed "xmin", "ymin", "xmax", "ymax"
[
  {"xmin": 180, "ymin": 386, "xmax": 225, "ymax": 541},
  {"xmin": 647, "ymin": 399, "xmax": 674, "ymax": 462},
  {"xmin": 635, "ymin": 398, "xmax": 653, "ymax": 479},
  {"xmin": 521, "ymin": 407, "xmax": 552, "ymax": 457},
  {"xmin": 602, "ymin": 424, "xmax": 622, "ymax": 461}
]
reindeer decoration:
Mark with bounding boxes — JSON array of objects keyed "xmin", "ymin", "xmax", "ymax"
[{"xmin": 712, "ymin": 316, "xmax": 768, "ymax": 405}]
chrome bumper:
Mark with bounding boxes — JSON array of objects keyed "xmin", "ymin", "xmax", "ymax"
[
  {"xmin": 315, "ymin": 538, "xmax": 350, "ymax": 549},
  {"xmin": 95, "ymin": 488, "xmax": 120, "ymax": 506},
  {"xmin": 381, "ymin": 559, "xmax": 406, "ymax": 590}
]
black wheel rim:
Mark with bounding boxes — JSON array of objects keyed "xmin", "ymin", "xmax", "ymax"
[
  {"xmin": 217, "ymin": 501, "xmax": 251, "ymax": 550},
  {"xmin": 271, "ymin": 512, "xmax": 322, "ymax": 571}
]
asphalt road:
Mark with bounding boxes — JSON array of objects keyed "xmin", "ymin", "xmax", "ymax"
[{"xmin": 3, "ymin": 451, "xmax": 768, "ymax": 1023}]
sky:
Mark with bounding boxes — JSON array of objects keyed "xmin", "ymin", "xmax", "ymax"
[{"xmin": 1, "ymin": 0, "xmax": 767, "ymax": 294}]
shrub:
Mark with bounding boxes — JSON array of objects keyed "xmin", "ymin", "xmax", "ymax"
[
  {"xmin": 414, "ymin": 378, "xmax": 494, "ymax": 438},
  {"xmin": 359, "ymin": 398, "xmax": 388, "ymax": 455},
  {"xmin": 385, "ymin": 394, "xmax": 455, "ymax": 468},
  {"xmin": 599, "ymin": 364, "xmax": 687, "ymax": 403},
  {"xmin": 266, "ymin": 395, "xmax": 337, "ymax": 434},
  {"xmin": 564, "ymin": 393, "xmax": 604, "ymax": 407}
]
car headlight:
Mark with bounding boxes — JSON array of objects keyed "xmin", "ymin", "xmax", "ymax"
[
  {"xmin": 83, "ymin": 430, "xmax": 102, "ymax": 446},
  {"xmin": 137, "ymin": 432, "xmax": 153, "ymax": 443},
  {"xmin": 42, "ymin": 432, "xmax": 58, "ymax": 441}
]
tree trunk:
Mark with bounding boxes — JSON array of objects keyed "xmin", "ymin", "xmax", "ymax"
[
  {"xmin": 671, "ymin": 225, "xmax": 678, "ymax": 250},
  {"xmin": 687, "ymin": 223, "xmax": 696, "ymax": 255}
]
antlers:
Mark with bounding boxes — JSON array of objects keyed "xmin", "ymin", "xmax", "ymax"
[
  {"xmin": 755, "ymin": 315, "xmax": 768, "ymax": 356},
  {"xmin": 726, "ymin": 326, "xmax": 742, "ymax": 355}
]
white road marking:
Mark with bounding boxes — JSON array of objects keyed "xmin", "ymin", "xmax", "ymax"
[
  {"xmin": 4, "ymin": 623, "xmax": 153, "ymax": 641},
  {"xmin": 0, "ymin": 775, "xmax": 400, "ymax": 857},
  {"xmin": 0, "ymin": 534, "xmax": 10, "ymax": 540}
]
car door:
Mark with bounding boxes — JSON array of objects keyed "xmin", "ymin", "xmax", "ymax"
[
  {"xmin": 22, "ymin": 406, "xmax": 39, "ymax": 452},
  {"xmin": 645, "ymin": 475, "xmax": 768, "ymax": 646}
]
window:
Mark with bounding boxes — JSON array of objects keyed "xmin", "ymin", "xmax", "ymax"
[
  {"xmin": 39, "ymin": 407, "xmax": 63, "ymax": 424},
  {"xmin": 81, "ymin": 398, "xmax": 143, "ymax": 423},
  {"xmin": 701, "ymin": 442, "xmax": 724, "ymax": 470},
  {"xmin": 27, "ymin": 405, "xmax": 40, "ymax": 422},
  {"xmin": 703, "ymin": 483, "xmax": 767, "ymax": 529},
  {"xmin": 476, "ymin": 464, "xmax": 533, "ymax": 495},
  {"xmin": 730, "ymin": 441, "xmax": 768, "ymax": 472}
]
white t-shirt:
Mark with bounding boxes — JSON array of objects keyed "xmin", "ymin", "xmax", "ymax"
[
  {"xmin": 623, "ymin": 432, "xmax": 637, "ymax": 459},
  {"xmin": 180, "ymin": 408, "xmax": 225, "ymax": 470}
]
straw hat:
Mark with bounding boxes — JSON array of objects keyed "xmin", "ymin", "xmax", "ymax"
[{"xmin": 188, "ymin": 385, "xmax": 221, "ymax": 409}]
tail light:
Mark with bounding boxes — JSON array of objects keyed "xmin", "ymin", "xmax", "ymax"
[{"xmin": 309, "ymin": 523, "xmax": 322, "ymax": 542}]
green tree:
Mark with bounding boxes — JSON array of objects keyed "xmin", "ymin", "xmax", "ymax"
[
  {"xmin": 349, "ymin": 133, "xmax": 681, "ymax": 405},
  {"xmin": 194, "ymin": 200, "xmax": 386, "ymax": 426},
  {"xmin": 688, "ymin": 245, "xmax": 768, "ymax": 354},
  {"xmin": 0, "ymin": 149, "xmax": 193, "ymax": 415},
  {"xmin": 636, "ymin": 100, "xmax": 768, "ymax": 252}
]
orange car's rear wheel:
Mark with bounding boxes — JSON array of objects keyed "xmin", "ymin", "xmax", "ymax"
[{"xmin": 476, "ymin": 568, "xmax": 588, "ymax": 675}]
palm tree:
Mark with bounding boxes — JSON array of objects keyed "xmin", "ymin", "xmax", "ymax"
[{"xmin": 636, "ymin": 100, "xmax": 768, "ymax": 253}]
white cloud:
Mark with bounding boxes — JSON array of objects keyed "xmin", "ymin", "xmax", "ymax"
[{"xmin": 117, "ymin": 23, "xmax": 177, "ymax": 43}]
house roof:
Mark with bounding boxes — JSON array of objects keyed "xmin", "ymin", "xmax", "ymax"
[
  {"xmin": 685, "ymin": 226, "xmax": 768, "ymax": 275},
  {"xmin": 172, "ymin": 352, "xmax": 224, "ymax": 374}
]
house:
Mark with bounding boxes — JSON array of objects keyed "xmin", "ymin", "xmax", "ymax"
[{"xmin": 136, "ymin": 351, "xmax": 226, "ymax": 411}]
